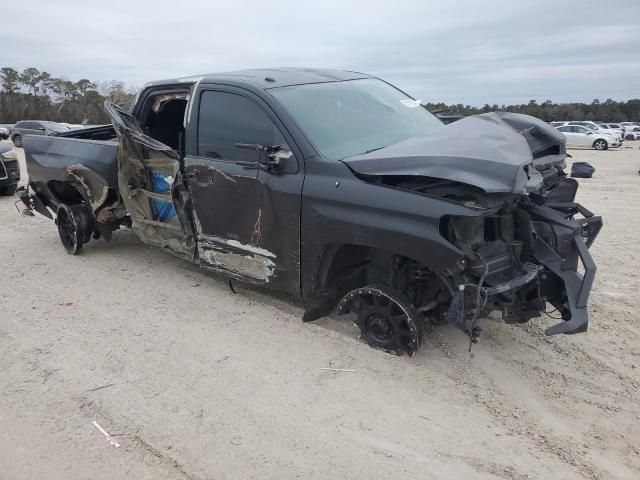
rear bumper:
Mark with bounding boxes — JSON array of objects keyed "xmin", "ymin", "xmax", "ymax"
[{"xmin": 16, "ymin": 185, "xmax": 53, "ymax": 219}]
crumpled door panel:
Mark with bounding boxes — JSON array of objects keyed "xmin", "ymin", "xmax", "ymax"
[{"xmin": 105, "ymin": 101, "xmax": 194, "ymax": 259}]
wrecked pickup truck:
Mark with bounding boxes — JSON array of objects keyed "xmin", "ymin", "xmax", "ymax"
[{"xmin": 18, "ymin": 68, "xmax": 602, "ymax": 355}]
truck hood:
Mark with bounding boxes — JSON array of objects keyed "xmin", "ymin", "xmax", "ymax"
[{"xmin": 341, "ymin": 112, "xmax": 566, "ymax": 194}]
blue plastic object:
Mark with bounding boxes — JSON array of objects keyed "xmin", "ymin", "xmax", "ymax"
[{"xmin": 150, "ymin": 171, "xmax": 176, "ymax": 221}]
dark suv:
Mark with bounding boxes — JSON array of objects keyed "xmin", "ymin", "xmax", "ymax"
[
  {"xmin": 0, "ymin": 143, "xmax": 20, "ymax": 196},
  {"xmin": 10, "ymin": 121, "xmax": 71, "ymax": 147}
]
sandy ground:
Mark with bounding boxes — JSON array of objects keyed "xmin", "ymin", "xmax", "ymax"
[{"xmin": 0, "ymin": 140, "xmax": 639, "ymax": 480}]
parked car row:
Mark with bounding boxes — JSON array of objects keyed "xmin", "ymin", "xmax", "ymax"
[
  {"xmin": 550, "ymin": 120, "xmax": 638, "ymax": 150},
  {"xmin": 606, "ymin": 122, "xmax": 640, "ymax": 140},
  {"xmin": 554, "ymin": 124, "xmax": 620, "ymax": 150}
]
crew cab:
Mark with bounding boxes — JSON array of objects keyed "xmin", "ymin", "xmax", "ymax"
[{"xmin": 17, "ymin": 68, "xmax": 602, "ymax": 355}]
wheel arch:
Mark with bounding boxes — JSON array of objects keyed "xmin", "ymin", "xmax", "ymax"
[{"xmin": 302, "ymin": 240, "xmax": 455, "ymax": 321}]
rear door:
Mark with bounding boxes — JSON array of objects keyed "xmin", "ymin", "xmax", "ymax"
[
  {"xmin": 22, "ymin": 121, "xmax": 41, "ymax": 136},
  {"xmin": 573, "ymin": 126, "xmax": 592, "ymax": 147},
  {"xmin": 557, "ymin": 126, "xmax": 576, "ymax": 146},
  {"xmin": 105, "ymin": 102, "xmax": 195, "ymax": 259}
]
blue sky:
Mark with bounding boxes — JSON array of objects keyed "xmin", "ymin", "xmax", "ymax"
[{"xmin": 3, "ymin": 0, "xmax": 639, "ymax": 105}]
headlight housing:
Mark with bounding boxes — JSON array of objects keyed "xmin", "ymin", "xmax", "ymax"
[{"xmin": 1, "ymin": 149, "xmax": 18, "ymax": 160}]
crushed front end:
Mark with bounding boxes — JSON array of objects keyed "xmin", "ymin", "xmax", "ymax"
[{"xmin": 440, "ymin": 173, "xmax": 602, "ymax": 342}]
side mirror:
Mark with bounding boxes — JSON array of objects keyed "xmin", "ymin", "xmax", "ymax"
[
  {"xmin": 234, "ymin": 143, "xmax": 292, "ymax": 171},
  {"xmin": 264, "ymin": 145, "xmax": 292, "ymax": 170}
]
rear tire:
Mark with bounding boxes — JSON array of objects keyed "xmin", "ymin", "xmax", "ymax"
[
  {"xmin": 593, "ymin": 139, "xmax": 607, "ymax": 150},
  {"xmin": 12, "ymin": 135, "xmax": 22, "ymax": 147},
  {"xmin": 626, "ymin": 134, "xmax": 634, "ymax": 141},
  {"xmin": 0, "ymin": 184, "xmax": 17, "ymax": 196},
  {"xmin": 56, "ymin": 203, "xmax": 94, "ymax": 255}
]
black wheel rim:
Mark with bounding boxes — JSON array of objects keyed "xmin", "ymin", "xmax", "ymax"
[
  {"xmin": 365, "ymin": 313, "xmax": 395, "ymax": 344},
  {"xmin": 354, "ymin": 289, "xmax": 420, "ymax": 355},
  {"xmin": 57, "ymin": 208, "xmax": 78, "ymax": 252}
]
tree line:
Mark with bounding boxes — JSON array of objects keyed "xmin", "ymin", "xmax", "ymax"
[
  {"xmin": 2, "ymin": 66, "xmax": 639, "ymax": 125},
  {"xmin": 0, "ymin": 67, "xmax": 136, "ymax": 124},
  {"xmin": 425, "ymin": 98, "xmax": 640, "ymax": 122}
]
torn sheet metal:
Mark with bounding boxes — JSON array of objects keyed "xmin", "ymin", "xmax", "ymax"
[
  {"xmin": 194, "ymin": 208, "xmax": 277, "ymax": 282},
  {"xmin": 199, "ymin": 241, "xmax": 276, "ymax": 281},
  {"xmin": 106, "ymin": 100, "xmax": 195, "ymax": 259},
  {"xmin": 66, "ymin": 164, "xmax": 111, "ymax": 212}
]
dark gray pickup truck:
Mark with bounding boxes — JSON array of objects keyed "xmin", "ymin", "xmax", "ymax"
[{"xmin": 18, "ymin": 68, "xmax": 602, "ymax": 355}]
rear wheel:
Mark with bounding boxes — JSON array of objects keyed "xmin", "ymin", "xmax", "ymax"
[
  {"xmin": 12, "ymin": 135, "xmax": 22, "ymax": 147},
  {"xmin": 0, "ymin": 184, "xmax": 17, "ymax": 196},
  {"xmin": 593, "ymin": 139, "xmax": 607, "ymax": 150},
  {"xmin": 56, "ymin": 203, "xmax": 93, "ymax": 255},
  {"xmin": 626, "ymin": 134, "xmax": 634, "ymax": 141},
  {"xmin": 337, "ymin": 285, "xmax": 424, "ymax": 356}
]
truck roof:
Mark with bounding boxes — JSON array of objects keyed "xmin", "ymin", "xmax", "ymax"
[{"xmin": 144, "ymin": 68, "xmax": 371, "ymax": 90}]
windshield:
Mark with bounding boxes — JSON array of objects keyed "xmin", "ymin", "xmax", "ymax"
[
  {"xmin": 42, "ymin": 122, "xmax": 71, "ymax": 132},
  {"xmin": 270, "ymin": 78, "xmax": 443, "ymax": 160}
]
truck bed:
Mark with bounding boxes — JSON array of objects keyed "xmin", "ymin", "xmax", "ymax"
[{"xmin": 23, "ymin": 129, "xmax": 119, "ymax": 212}]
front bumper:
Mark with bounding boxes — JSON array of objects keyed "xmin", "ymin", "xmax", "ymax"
[
  {"xmin": 0, "ymin": 158, "xmax": 20, "ymax": 186},
  {"xmin": 527, "ymin": 202, "xmax": 602, "ymax": 334},
  {"xmin": 445, "ymin": 197, "xmax": 602, "ymax": 338}
]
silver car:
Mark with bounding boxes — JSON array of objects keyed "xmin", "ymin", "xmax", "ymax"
[{"xmin": 9, "ymin": 120, "xmax": 71, "ymax": 147}]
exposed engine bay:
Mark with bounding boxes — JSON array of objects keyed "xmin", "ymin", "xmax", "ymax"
[{"xmin": 337, "ymin": 113, "xmax": 602, "ymax": 352}]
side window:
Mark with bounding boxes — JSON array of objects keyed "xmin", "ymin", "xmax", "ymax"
[
  {"xmin": 198, "ymin": 91, "xmax": 285, "ymax": 161},
  {"xmin": 558, "ymin": 126, "xmax": 571, "ymax": 133},
  {"xmin": 576, "ymin": 127, "xmax": 589, "ymax": 134}
]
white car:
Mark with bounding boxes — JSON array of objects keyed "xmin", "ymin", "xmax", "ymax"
[
  {"xmin": 556, "ymin": 125, "xmax": 620, "ymax": 150},
  {"xmin": 599, "ymin": 122, "xmax": 635, "ymax": 138},
  {"xmin": 614, "ymin": 122, "xmax": 640, "ymax": 140},
  {"xmin": 567, "ymin": 121, "xmax": 624, "ymax": 142},
  {"xmin": 551, "ymin": 121, "xmax": 624, "ymax": 141}
]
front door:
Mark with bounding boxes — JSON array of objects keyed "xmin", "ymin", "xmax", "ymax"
[{"xmin": 184, "ymin": 88, "xmax": 302, "ymax": 290}]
